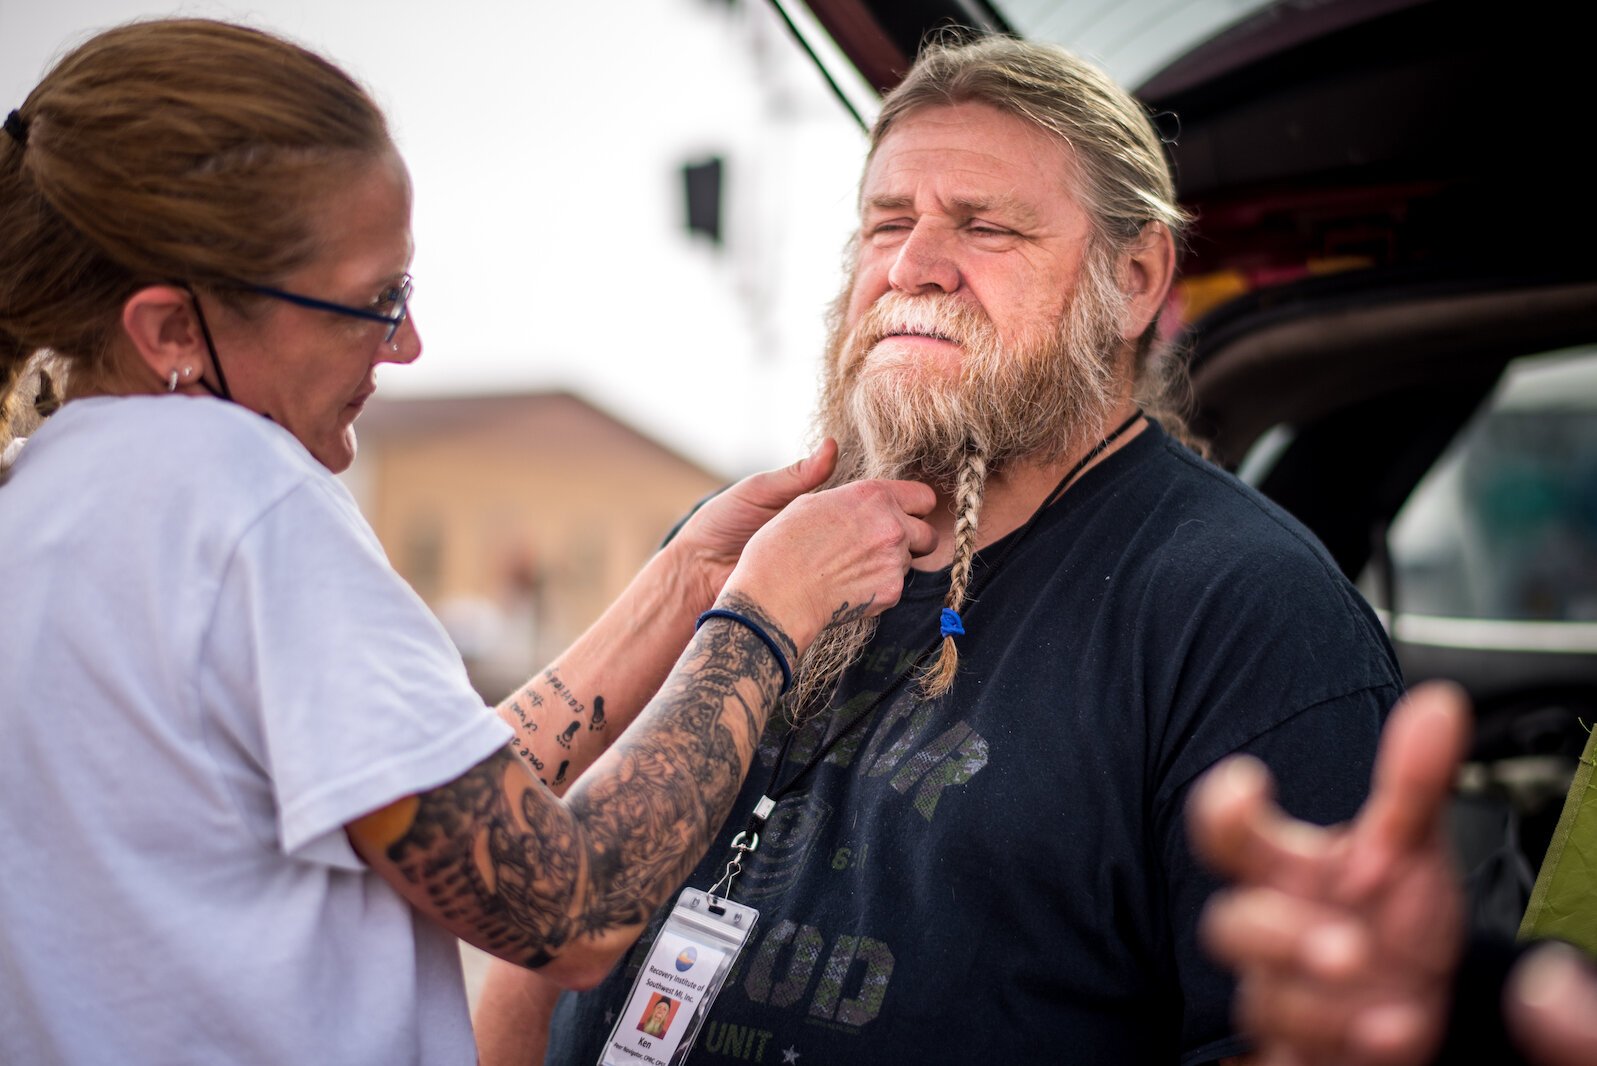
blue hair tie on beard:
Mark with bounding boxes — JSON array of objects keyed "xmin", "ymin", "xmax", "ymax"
[{"xmin": 940, "ymin": 609, "xmax": 965, "ymax": 638}]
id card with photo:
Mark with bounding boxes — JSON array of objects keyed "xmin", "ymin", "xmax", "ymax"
[{"xmin": 598, "ymin": 888, "xmax": 757, "ymax": 1066}]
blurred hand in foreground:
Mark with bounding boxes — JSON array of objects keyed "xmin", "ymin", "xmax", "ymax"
[{"xmin": 1188, "ymin": 681, "xmax": 1472, "ymax": 1066}]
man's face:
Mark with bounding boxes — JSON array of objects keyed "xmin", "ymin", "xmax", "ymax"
[
  {"xmin": 843, "ymin": 101, "xmax": 1098, "ymax": 372},
  {"xmin": 820, "ymin": 101, "xmax": 1124, "ymax": 484}
]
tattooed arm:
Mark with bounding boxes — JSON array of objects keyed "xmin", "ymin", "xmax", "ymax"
[
  {"xmin": 353, "ymin": 594, "xmax": 789, "ymax": 985},
  {"xmin": 348, "ymin": 476, "xmax": 938, "ymax": 989}
]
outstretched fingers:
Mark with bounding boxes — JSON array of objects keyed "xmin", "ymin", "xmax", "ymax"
[
  {"xmin": 1236, "ymin": 968, "xmax": 1443, "ymax": 1066},
  {"xmin": 1339, "ymin": 681, "xmax": 1471, "ymax": 899},
  {"xmin": 1188, "ymin": 755, "xmax": 1337, "ymax": 895},
  {"xmin": 1203, "ymin": 887, "xmax": 1370, "ymax": 980}
]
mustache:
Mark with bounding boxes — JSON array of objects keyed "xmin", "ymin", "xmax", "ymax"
[{"xmin": 845, "ymin": 292, "xmax": 998, "ymax": 365}]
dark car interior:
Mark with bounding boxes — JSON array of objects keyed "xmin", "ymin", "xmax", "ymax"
[{"xmin": 782, "ymin": 0, "xmax": 1597, "ymax": 925}]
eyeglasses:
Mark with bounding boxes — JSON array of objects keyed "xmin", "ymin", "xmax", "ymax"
[{"xmin": 240, "ymin": 273, "xmax": 413, "ymax": 343}]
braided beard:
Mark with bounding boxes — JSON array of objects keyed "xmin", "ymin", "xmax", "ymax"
[{"xmin": 786, "ymin": 254, "xmax": 1127, "ymax": 717}]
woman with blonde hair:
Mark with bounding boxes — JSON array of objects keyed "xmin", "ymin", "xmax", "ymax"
[{"xmin": 0, "ymin": 19, "xmax": 934, "ymax": 1063}]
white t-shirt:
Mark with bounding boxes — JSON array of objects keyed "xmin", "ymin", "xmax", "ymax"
[{"xmin": 0, "ymin": 396, "xmax": 512, "ymax": 1064}]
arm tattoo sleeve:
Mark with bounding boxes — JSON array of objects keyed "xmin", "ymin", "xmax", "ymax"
[{"xmin": 384, "ymin": 591, "xmax": 795, "ymax": 967}]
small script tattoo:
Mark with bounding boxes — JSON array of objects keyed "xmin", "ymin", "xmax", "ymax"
[
  {"xmin": 543, "ymin": 668, "xmax": 585, "ymax": 717},
  {"xmin": 508, "ymin": 695, "xmax": 539, "ymax": 734},
  {"xmin": 827, "ymin": 598, "xmax": 874, "ymax": 628}
]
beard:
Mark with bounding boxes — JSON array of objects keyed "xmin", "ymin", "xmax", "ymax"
[{"xmin": 787, "ymin": 250, "xmax": 1129, "ymax": 718}]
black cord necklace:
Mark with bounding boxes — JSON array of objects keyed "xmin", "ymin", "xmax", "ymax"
[{"xmin": 708, "ymin": 409, "xmax": 1147, "ymax": 900}]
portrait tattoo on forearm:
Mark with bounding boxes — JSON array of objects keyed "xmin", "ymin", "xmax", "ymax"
[{"xmin": 384, "ymin": 591, "xmax": 795, "ymax": 967}]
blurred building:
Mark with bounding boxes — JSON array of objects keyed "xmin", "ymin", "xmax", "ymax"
[{"xmin": 345, "ymin": 392, "xmax": 723, "ymax": 702}]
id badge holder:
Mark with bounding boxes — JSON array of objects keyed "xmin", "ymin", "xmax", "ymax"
[{"xmin": 597, "ymin": 886, "xmax": 758, "ymax": 1066}]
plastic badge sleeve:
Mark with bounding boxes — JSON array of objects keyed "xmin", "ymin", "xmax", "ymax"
[{"xmin": 598, "ymin": 888, "xmax": 759, "ymax": 1066}]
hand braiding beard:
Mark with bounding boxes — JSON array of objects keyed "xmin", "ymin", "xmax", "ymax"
[{"xmin": 786, "ymin": 250, "xmax": 1128, "ymax": 719}]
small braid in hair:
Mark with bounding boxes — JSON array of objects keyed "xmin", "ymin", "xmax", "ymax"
[{"xmin": 921, "ymin": 447, "xmax": 988, "ymax": 697}]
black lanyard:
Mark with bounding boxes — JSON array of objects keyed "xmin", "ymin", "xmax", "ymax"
[{"xmin": 708, "ymin": 410, "xmax": 1145, "ymax": 900}]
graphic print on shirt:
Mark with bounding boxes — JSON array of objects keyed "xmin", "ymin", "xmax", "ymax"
[
  {"xmin": 585, "ymin": 621, "xmax": 991, "ymax": 1065},
  {"xmin": 739, "ymin": 920, "xmax": 896, "ymax": 1026},
  {"xmin": 733, "ymin": 795, "xmax": 835, "ymax": 901}
]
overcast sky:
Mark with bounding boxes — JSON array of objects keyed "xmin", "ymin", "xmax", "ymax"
[{"xmin": 0, "ymin": 0, "xmax": 868, "ymax": 476}]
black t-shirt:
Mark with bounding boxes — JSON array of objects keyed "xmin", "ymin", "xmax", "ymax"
[{"xmin": 546, "ymin": 422, "xmax": 1402, "ymax": 1066}]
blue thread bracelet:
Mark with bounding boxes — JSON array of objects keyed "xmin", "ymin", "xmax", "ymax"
[{"xmin": 696, "ymin": 609, "xmax": 793, "ymax": 695}]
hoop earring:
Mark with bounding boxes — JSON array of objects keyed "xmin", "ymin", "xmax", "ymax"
[{"xmin": 167, "ymin": 369, "xmax": 180, "ymax": 393}]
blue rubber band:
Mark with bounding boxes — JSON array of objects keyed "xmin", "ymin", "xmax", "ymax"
[
  {"xmin": 696, "ymin": 608, "xmax": 793, "ymax": 694},
  {"xmin": 939, "ymin": 608, "xmax": 965, "ymax": 638}
]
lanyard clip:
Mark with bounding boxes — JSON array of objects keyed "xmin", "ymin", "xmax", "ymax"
[
  {"xmin": 707, "ymin": 796, "xmax": 776, "ymax": 907},
  {"xmin": 707, "ymin": 830, "xmax": 759, "ymax": 905}
]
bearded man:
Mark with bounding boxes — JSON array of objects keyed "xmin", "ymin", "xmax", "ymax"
[{"xmin": 504, "ymin": 37, "xmax": 1401, "ymax": 1066}]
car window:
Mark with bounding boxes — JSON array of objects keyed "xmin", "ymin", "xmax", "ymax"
[{"xmin": 1364, "ymin": 346, "xmax": 1597, "ymax": 630}]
